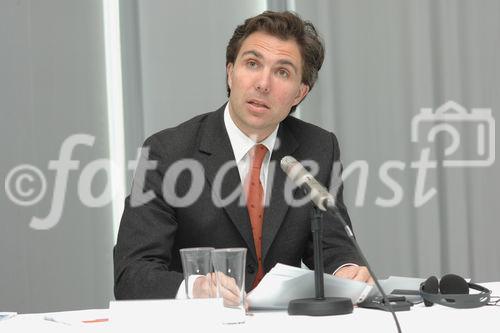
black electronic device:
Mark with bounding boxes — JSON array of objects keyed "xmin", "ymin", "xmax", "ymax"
[
  {"xmin": 419, "ymin": 274, "xmax": 491, "ymax": 309},
  {"xmin": 358, "ymin": 295, "xmax": 413, "ymax": 312}
]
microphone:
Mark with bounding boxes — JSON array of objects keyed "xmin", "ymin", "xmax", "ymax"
[
  {"xmin": 280, "ymin": 156, "xmax": 335, "ymax": 212},
  {"xmin": 280, "ymin": 155, "xmax": 402, "ymax": 332}
]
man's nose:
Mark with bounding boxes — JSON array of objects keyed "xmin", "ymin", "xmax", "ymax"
[{"xmin": 255, "ymin": 70, "xmax": 271, "ymax": 93}]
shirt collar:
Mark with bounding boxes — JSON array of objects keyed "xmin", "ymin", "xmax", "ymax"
[{"xmin": 224, "ymin": 102, "xmax": 279, "ymax": 162}]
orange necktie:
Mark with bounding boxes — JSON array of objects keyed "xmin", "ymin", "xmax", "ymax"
[{"xmin": 245, "ymin": 144, "xmax": 268, "ymax": 288}]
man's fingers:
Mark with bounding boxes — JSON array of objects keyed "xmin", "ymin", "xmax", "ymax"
[
  {"xmin": 216, "ymin": 274, "xmax": 240, "ymax": 295},
  {"xmin": 192, "ymin": 273, "xmax": 245, "ymax": 307},
  {"xmin": 223, "ymin": 276, "xmax": 240, "ymax": 296},
  {"xmin": 335, "ymin": 266, "xmax": 358, "ymax": 279},
  {"xmin": 220, "ymin": 286, "xmax": 241, "ymax": 306},
  {"xmin": 221, "ymin": 280, "xmax": 241, "ymax": 306},
  {"xmin": 335, "ymin": 266, "xmax": 374, "ymax": 284},
  {"xmin": 207, "ymin": 273, "xmax": 219, "ymax": 298},
  {"xmin": 351, "ymin": 267, "xmax": 374, "ymax": 284},
  {"xmin": 218, "ymin": 276, "xmax": 241, "ymax": 306},
  {"xmin": 211, "ymin": 272, "xmax": 244, "ymax": 306},
  {"xmin": 193, "ymin": 276, "xmax": 211, "ymax": 298},
  {"xmin": 353, "ymin": 267, "xmax": 370, "ymax": 282}
]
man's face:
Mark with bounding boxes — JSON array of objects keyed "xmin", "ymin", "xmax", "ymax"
[{"xmin": 227, "ymin": 31, "xmax": 309, "ymax": 141}]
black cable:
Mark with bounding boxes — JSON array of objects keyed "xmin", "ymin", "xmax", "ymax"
[{"xmin": 329, "ymin": 208, "xmax": 402, "ymax": 333}]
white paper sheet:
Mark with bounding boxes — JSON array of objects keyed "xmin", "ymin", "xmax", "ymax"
[{"xmin": 247, "ymin": 263, "xmax": 373, "ymax": 309}]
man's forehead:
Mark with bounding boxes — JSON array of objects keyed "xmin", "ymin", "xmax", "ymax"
[{"xmin": 238, "ymin": 32, "xmax": 302, "ymax": 66}]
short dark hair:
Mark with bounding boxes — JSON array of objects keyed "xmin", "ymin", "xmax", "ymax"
[{"xmin": 226, "ymin": 11, "xmax": 325, "ymax": 112}]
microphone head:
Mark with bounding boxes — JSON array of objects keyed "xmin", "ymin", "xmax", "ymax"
[
  {"xmin": 280, "ymin": 155, "xmax": 335, "ymax": 211},
  {"xmin": 280, "ymin": 156, "xmax": 305, "ymax": 185},
  {"xmin": 280, "ymin": 155, "xmax": 298, "ymax": 173}
]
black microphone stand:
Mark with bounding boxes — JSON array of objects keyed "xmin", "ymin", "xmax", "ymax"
[
  {"xmin": 287, "ymin": 206, "xmax": 354, "ymax": 316},
  {"xmin": 281, "ymin": 157, "xmax": 402, "ymax": 332}
]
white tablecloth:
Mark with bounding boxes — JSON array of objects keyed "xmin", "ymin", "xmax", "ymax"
[{"xmin": 1, "ymin": 282, "xmax": 499, "ymax": 333}]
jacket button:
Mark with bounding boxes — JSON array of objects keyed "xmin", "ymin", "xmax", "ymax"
[{"xmin": 247, "ymin": 264, "xmax": 256, "ymax": 274}]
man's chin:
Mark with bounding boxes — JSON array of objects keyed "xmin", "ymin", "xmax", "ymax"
[{"xmin": 243, "ymin": 122, "xmax": 278, "ymax": 140}]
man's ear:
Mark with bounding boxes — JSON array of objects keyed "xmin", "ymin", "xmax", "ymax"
[
  {"xmin": 293, "ymin": 83, "xmax": 310, "ymax": 106},
  {"xmin": 226, "ymin": 63, "xmax": 234, "ymax": 89}
]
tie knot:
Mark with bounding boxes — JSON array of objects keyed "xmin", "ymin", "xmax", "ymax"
[{"xmin": 249, "ymin": 144, "xmax": 268, "ymax": 169}]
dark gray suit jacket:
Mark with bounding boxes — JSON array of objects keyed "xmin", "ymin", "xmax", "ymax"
[{"xmin": 113, "ymin": 104, "xmax": 361, "ymax": 299}]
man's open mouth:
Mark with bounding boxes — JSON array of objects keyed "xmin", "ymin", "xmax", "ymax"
[{"xmin": 247, "ymin": 99, "xmax": 270, "ymax": 109}]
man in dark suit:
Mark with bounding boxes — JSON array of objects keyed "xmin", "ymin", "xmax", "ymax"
[{"xmin": 114, "ymin": 11, "xmax": 372, "ymax": 301}]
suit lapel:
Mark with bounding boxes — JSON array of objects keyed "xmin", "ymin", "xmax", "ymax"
[
  {"xmin": 196, "ymin": 107, "xmax": 257, "ymax": 261},
  {"xmin": 261, "ymin": 122, "xmax": 298, "ymax": 261}
]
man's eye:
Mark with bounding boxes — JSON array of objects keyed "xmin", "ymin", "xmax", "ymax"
[
  {"xmin": 247, "ymin": 61, "xmax": 258, "ymax": 69},
  {"xmin": 277, "ymin": 69, "xmax": 289, "ymax": 78}
]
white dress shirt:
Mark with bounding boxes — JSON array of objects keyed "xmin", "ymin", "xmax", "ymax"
[{"xmin": 223, "ymin": 103, "xmax": 278, "ymax": 200}]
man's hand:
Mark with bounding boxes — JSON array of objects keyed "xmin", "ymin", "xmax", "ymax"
[
  {"xmin": 192, "ymin": 273, "xmax": 249, "ymax": 310},
  {"xmin": 214, "ymin": 273, "xmax": 242, "ymax": 307},
  {"xmin": 334, "ymin": 265, "xmax": 374, "ymax": 284},
  {"xmin": 192, "ymin": 273, "xmax": 217, "ymax": 298}
]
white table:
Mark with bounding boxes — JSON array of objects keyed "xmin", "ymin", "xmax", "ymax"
[{"xmin": 1, "ymin": 282, "xmax": 499, "ymax": 333}]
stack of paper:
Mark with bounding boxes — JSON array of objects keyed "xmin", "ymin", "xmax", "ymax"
[
  {"xmin": 247, "ymin": 264, "xmax": 426, "ymax": 309},
  {"xmin": 247, "ymin": 264, "xmax": 373, "ymax": 309}
]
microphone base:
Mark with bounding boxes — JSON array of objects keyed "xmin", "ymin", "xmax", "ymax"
[{"xmin": 287, "ymin": 297, "xmax": 353, "ymax": 316}]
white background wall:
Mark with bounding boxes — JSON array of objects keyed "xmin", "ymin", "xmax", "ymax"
[{"xmin": 0, "ymin": 0, "xmax": 114, "ymax": 312}]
